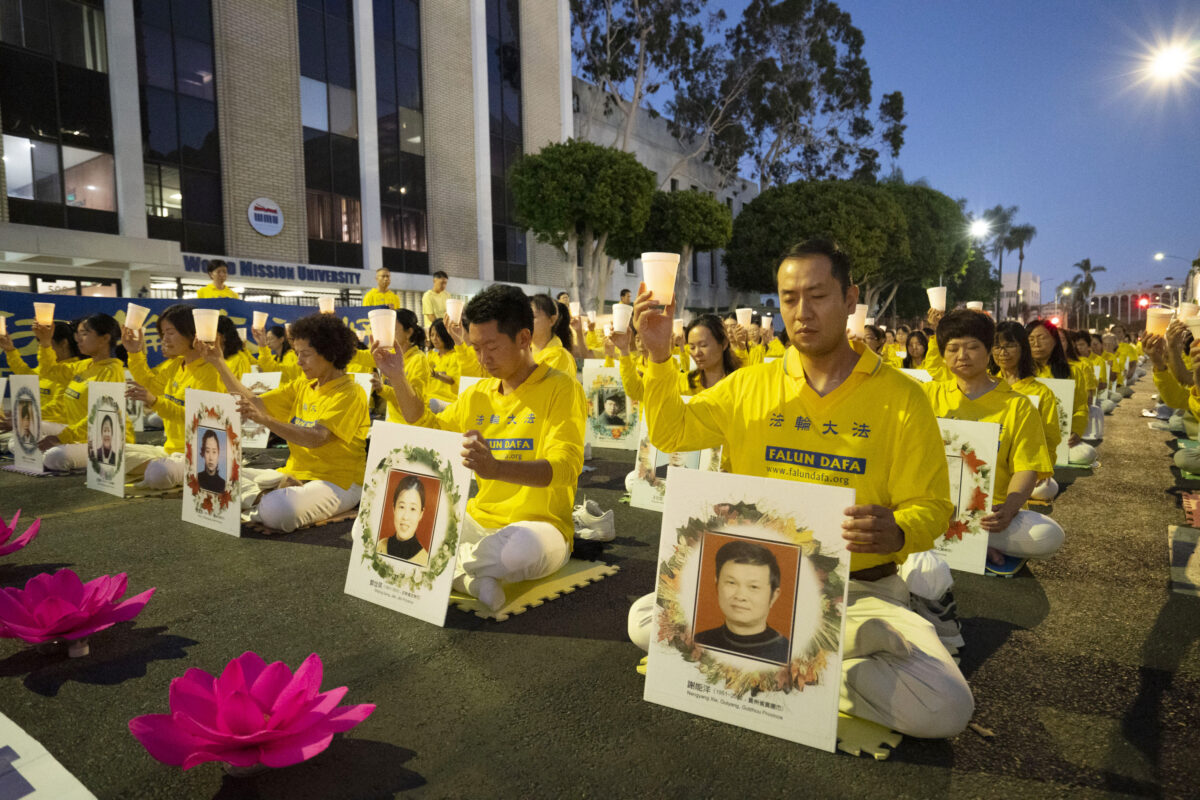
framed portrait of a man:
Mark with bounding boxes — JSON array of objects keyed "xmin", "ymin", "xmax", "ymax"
[{"xmin": 86, "ymin": 382, "xmax": 126, "ymax": 498}]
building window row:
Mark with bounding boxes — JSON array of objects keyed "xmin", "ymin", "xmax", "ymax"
[
  {"xmin": 486, "ymin": 0, "xmax": 524, "ymax": 283},
  {"xmin": 0, "ymin": 0, "xmax": 107, "ymax": 72}
]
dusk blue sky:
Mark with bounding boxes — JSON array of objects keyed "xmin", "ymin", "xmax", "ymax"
[{"xmin": 697, "ymin": 1, "xmax": 1200, "ymax": 302}]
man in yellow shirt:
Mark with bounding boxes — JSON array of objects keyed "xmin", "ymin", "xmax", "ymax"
[
  {"xmin": 196, "ymin": 260, "xmax": 238, "ymax": 299},
  {"xmin": 373, "ymin": 284, "xmax": 584, "ymax": 612},
  {"xmin": 362, "ymin": 267, "xmax": 401, "ymax": 309},
  {"xmin": 633, "ymin": 238, "xmax": 971, "ymax": 739},
  {"xmin": 421, "ymin": 270, "xmax": 449, "ymax": 325}
]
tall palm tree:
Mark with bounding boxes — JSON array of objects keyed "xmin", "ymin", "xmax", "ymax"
[
  {"xmin": 1005, "ymin": 223, "xmax": 1037, "ymax": 319},
  {"xmin": 983, "ymin": 204, "xmax": 1018, "ymax": 315},
  {"xmin": 1072, "ymin": 258, "xmax": 1106, "ymax": 326}
]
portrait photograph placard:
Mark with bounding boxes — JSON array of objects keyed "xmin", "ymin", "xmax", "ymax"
[
  {"xmin": 643, "ymin": 468, "xmax": 853, "ymax": 751},
  {"xmin": 9, "ymin": 374, "xmax": 43, "ymax": 474},
  {"xmin": 1039, "ymin": 378, "xmax": 1076, "ymax": 466},
  {"xmin": 630, "ymin": 400, "xmax": 721, "ymax": 511},
  {"xmin": 900, "ymin": 368, "xmax": 933, "ymax": 384},
  {"xmin": 343, "ymin": 422, "xmax": 472, "ymax": 627},
  {"xmin": 183, "ymin": 389, "xmax": 242, "ymax": 537},
  {"xmin": 124, "ymin": 369, "xmax": 146, "ymax": 432},
  {"xmin": 240, "ymin": 371, "xmax": 283, "ymax": 449},
  {"xmin": 936, "ymin": 418, "xmax": 1000, "ymax": 574},
  {"xmin": 351, "ymin": 371, "xmax": 375, "ymax": 405},
  {"xmin": 582, "ymin": 359, "xmax": 638, "ymax": 450},
  {"xmin": 86, "ymin": 382, "xmax": 126, "ymax": 498}
]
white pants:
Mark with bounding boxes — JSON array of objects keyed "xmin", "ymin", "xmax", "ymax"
[
  {"xmin": 242, "ymin": 467, "xmax": 361, "ymax": 533},
  {"xmin": 125, "ymin": 445, "xmax": 187, "ymax": 489},
  {"xmin": 43, "ymin": 443, "xmax": 87, "ymax": 471},
  {"xmin": 989, "ymin": 509, "xmax": 1064, "ymax": 559},
  {"xmin": 455, "ymin": 514, "xmax": 570, "ymax": 587},
  {"xmin": 144, "ymin": 412, "xmax": 164, "ymax": 430},
  {"xmin": 628, "ymin": 572, "xmax": 973, "ymax": 739},
  {"xmin": 1085, "ymin": 405, "xmax": 1104, "ymax": 440},
  {"xmin": 1069, "ymin": 442, "xmax": 1097, "ymax": 465},
  {"xmin": 1030, "ymin": 477, "xmax": 1059, "ymax": 503},
  {"xmin": 1100, "ymin": 398, "xmax": 1116, "ymax": 415}
]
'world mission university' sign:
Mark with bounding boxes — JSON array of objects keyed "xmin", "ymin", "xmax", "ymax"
[{"xmin": 182, "ymin": 254, "xmax": 365, "ymax": 288}]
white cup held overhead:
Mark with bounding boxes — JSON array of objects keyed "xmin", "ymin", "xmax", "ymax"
[
  {"xmin": 849, "ymin": 304, "xmax": 868, "ymax": 338},
  {"xmin": 253, "ymin": 311, "xmax": 269, "ymax": 330},
  {"xmin": 368, "ymin": 309, "xmax": 397, "ymax": 348},
  {"xmin": 642, "ymin": 252, "xmax": 680, "ymax": 305},
  {"xmin": 1146, "ymin": 307, "xmax": 1172, "ymax": 337},
  {"xmin": 192, "ymin": 309, "xmax": 220, "ymax": 343},
  {"xmin": 612, "ymin": 303, "xmax": 633, "ymax": 333},
  {"xmin": 318, "ymin": 296, "xmax": 335, "ymax": 314},
  {"xmin": 927, "ymin": 287, "xmax": 947, "ymax": 312},
  {"xmin": 1178, "ymin": 302, "xmax": 1199, "ymax": 320},
  {"xmin": 33, "ymin": 302, "xmax": 55, "ymax": 326},
  {"xmin": 445, "ymin": 298, "xmax": 465, "ymax": 324},
  {"xmin": 735, "ymin": 308, "xmax": 753, "ymax": 327},
  {"xmin": 125, "ymin": 303, "xmax": 150, "ymax": 330},
  {"xmin": 966, "ymin": 301, "xmax": 984, "ymax": 311},
  {"xmin": 672, "ymin": 319, "xmax": 685, "ymax": 338}
]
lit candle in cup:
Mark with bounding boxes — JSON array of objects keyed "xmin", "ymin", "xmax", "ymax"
[
  {"xmin": 642, "ymin": 252, "xmax": 680, "ymax": 306},
  {"xmin": 125, "ymin": 303, "xmax": 150, "ymax": 330},
  {"xmin": 446, "ymin": 298, "xmax": 464, "ymax": 324},
  {"xmin": 848, "ymin": 304, "xmax": 868, "ymax": 338},
  {"xmin": 735, "ymin": 308, "xmax": 753, "ymax": 328},
  {"xmin": 368, "ymin": 309, "xmax": 397, "ymax": 348},
  {"xmin": 966, "ymin": 301, "xmax": 983, "ymax": 311},
  {"xmin": 569, "ymin": 301, "xmax": 581, "ymax": 318},
  {"xmin": 612, "ymin": 303, "xmax": 633, "ymax": 333},
  {"xmin": 192, "ymin": 309, "xmax": 220, "ymax": 343},
  {"xmin": 318, "ymin": 296, "xmax": 335, "ymax": 314},
  {"xmin": 926, "ymin": 287, "xmax": 947, "ymax": 312},
  {"xmin": 33, "ymin": 302, "xmax": 55, "ymax": 326},
  {"xmin": 253, "ymin": 311, "xmax": 268, "ymax": 330}
]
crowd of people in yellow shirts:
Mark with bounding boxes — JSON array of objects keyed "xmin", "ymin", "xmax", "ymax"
[{"xmin": 0, "ymin": 238, "xmax": 1151, "ymax": 743}]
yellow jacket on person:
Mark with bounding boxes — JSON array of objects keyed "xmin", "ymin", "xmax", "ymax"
[
  {"xmin": 1006, "ymin": 376, "xmax": 1062, "ymax": 455},
  {"xmin": 224, "ymin": 349, "xmax": 255, "ymax": 379},
  {"xmin": 4, "ymin": 349, "xmax": 78, "ymax": 423},
  {"xmin": 766, "ymin": 339, "xmax": 786, "ymax": 359},
  {"xmin": 257, "ymin": 347, "xmax": 302, "ymax": 383},
  {"xmin": 34, "ymin": 347, "xmax": 133, "ymax": 444},
  {"xmin": 362, "ymin": 289, "xmax": 400, "ymax": 309},
  {"xmin": 1155, "ymin": 368, "xmax": 1191, "ymax": 412},
  {"xmin": 260, "ymin": 374, "xmax": 369, "ymax": 490},
  {"xmin": 619, "ymin": 353, "xmax": 693, "ymax": 403},
  {"xmin": 641, "ymin": 342, "xmax": 952, "ymax": 572},
  {"xmin": 585, "ymin": 329, "xmax": 604, "ymax": 356},
  {"xmin": 410, "ymin": 363, "xmax": 584, "ymax": 542},
  {"xmin": 923, "ymin": 378, "xmax": 1053, "ymax": 504},
  {"xmin": 533, "ymin": 336, "xmax": 577, "ymax": 379},
  {"xmin": 196, "ymin": 284, "xmax": 238, "ymax": 299},
  {"xmin": 381, "ymin": 345, "xmax": 430, "ymax": 423},
  {"xmin": 345, "ymin": 349, "xmax": 376, "ymax": 374},
  {"xmin": 1034, "ymin": 364, "xmax": 1088, "ymax": 437},
  {"xmin": 425, "ymin": 349, "xmax": 460, "ymax": 402},
  {"xmin": 922, "ymin": 336, "xmax": 953, "ymax": 383},
  {"xmin": 127, "ymin": 352, "xmax": 225, "ymax": 454}
]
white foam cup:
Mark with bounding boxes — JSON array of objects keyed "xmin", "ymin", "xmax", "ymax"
[
  {"xmin": 0, "ymin": 315, "xmax": 6, "ymax": 336},
  {"xmin": 966, "ymin": 301, "xmax": 984, "ymax": 311},
  {"xmin": 253, "ymin": 311, "xmax": 269, "ymax": 329},
  {"xmin": 1178, "ymin": 302, "xmax": 1199, "ymax": 320},
  {"xmin": 33, "ymin": 302, "xmax": 54, "ymax": 326},
  {"xmin": 735, "ymin": 308, "xmax": 753, "ymax": 327},
  {"xmin": 865, "ymin": 317, "xmax": 875, "ymax": 326},
  {"xmin": 368, "ymin": 309, "xmax": 397, "ymax": 348},
  {"xmin": 927, "ymin": 287, "xmax": 947, "ymax": 312},
  {"xmin": 612, "ymin": 303, "xmax": 633, "ymax": 333},
  {"xmin": 1146, "ymin": 307, "xmax": 1172, "ymax": 337},
  {"xmin": 762, "ymin": 314, "xmax": 773, "ymax": 330},
  {"xmin": 672, "ymin": 319, "xmax": 685, "ymax": 337},
  {"xmin": 125, "ymin": 303, "xmax": 150, "ymax": 330},
  {"xmin": 849, "ymin": 304, "xmax": 868, "ymax": 338},
  {"xmin": 642, "ymin": 252, "xmax": 680, "ymax": 305},
  {"xmin": 587, "ymin": 310, "xmax": 597, "ymax": 324},
  {"xmin": 446, "ymin": 298, "xmax": 464, "ymax": 324},
  {"xmin": 192, "ymin": 309, "xmax": 220, "ymax": 343},
  {"xmin": 318, "ymin": 296, "xmax": 335, "ymax": 314},
  {"xmin": 568, "ymin": 301, "xmax": 581, "ymax": 318}
]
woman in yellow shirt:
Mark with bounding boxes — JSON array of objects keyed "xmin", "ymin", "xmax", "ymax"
[
  {"xmin": 196, "ymin": 260, "xmax": 238, "ymax": 299},
  {"xmin": 202, "ymin": 313, "xmax": 369, "ymax": 532},
  {"xmin": 425, "ymin": 319, "xmax": 460, "ymax": 408},
  {"xmin": 216, "ymin": 315, "xmax": 254, "ymax": 379},
  {"xmin": 253, "ymin": 324, "xmax": 302, "ymax": 382},
  {"xmin": 863, "ymin": 325, "xmax": 899, "ymax": 367},
  {"xmin": 3, "ymin": 320, "xmax": 81, "ymax": 427},
  {"xmin": 0, "ymin": 314, "xmax": 129, "ymax": 470},
  {"xmin": 378, "ymin": 308, "xmax": 430, "ymax": 422},
  {"xmin": 529, "ymin": 294, "xmax": 579, "ymax": 378},
  {"xmin": 902, "ymin": 330, "xmax": 930, "ymax": 371},
  {"xmin": 124, "ymin": 304, "xmax": 227, "ymax": 488},
  {"xmin": 1027, "ymin": 320, "xmax": 1095, "ymax": 465},
  {"xmin": 990, "ymin": 321, "xmax": 1063, "ymax": 502}
]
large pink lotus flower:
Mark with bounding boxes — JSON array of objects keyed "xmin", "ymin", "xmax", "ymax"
[
  {"xmin": 129, "ymin": 652, "xmax": 376, "ymax": 770},
  {"xmin": 0, "ymin": 510, "xmax": 40, "ymax": 557},
  {"xmin": 0, "ymin": 569, "xmax": 154, "ymax": 644}
]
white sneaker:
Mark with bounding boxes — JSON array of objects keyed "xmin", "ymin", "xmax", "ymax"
[{"xmin": 573, "ymin": 499, "xmax": 615, "ymax": 541}]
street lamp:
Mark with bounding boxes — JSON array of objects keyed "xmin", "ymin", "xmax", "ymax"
[
  {"xmin": 969, "ymin": 219, "xmax": 990, "ymax": 239},
  {"xmin": 1056, "ymin": 286, "xmax": 1071, "ymax": 328}
]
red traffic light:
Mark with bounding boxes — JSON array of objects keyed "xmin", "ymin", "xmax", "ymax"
[{"xmin": 1138, "ymin": 296, "xmax": 1150, "ymax": 308}]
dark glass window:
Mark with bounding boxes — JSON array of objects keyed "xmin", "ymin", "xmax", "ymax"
[
  {"xmin": 0, "ymin": 45, "xmax": 57, "ymax": 139},
  {"xmin": 181, "ymin": 168, "xmax": 220, "ymax": 224},
  {"xmin": 303, "ymin": 127, "xmax": 331, "ymax": 190},
  {"xmin": 329, "ymin": 133, "xmax": 359, "ymax": 196},
  {"xmin": 174, "ymin": 36, "xmax": 214, "ymax": 100},
  {"xmin": 141, "ymin": 86, "xmax": 178, "ymax": 161},
  {"xmin": 50, "ymin": 0, "xmax": 107, "ymax": 71},
  {"xmin": 486, "ymin": 0, "xmax": 524, "ymax": 280},
  {"xmin": 324, "ymin": 21, "xmax": 353, "ymax": 88},
  {"xmin": 176, "ymin": 95, "xmax": 218, "ymax": 169},
  {"xmin": 57, "ymin": 61, "xmax": 112, "ymax": 149},
  {"xmin": 138, "ymin": 24, "xmax": 174, "ymax": 89},
  {"xmin": 394, "ymin": 0, "xmax": 418, "ymax": 49},
  {"xmin": 170, "ymin": 0, "xmax": 211, "ymax": 43},
  {"xmin": 297, "ymin": 6, "xmax": 326, "ymax": 80}
]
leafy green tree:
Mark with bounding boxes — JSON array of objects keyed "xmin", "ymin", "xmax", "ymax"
[
  {"xmin": 724, "ymin": 180, "xmax": 909, "ymax": 304},
  {"xmin": 946, "ymin": 247, "xmax": 1000, "ymax": 309},
  {"xmin": 609, "ymin": 189, "xmax": 733, "ymax": 310},
  {"xmin": 877, "ymin": 180, "xmax": 969, "ymax": 317},
  {"xmin": 509, "ymin": 139, "xmax": 656, "ymax": 311}
]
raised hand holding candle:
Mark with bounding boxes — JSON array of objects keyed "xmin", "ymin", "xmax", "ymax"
[
  {"xmin": 125, "ymin": 303, "xmax": 150, "ymax": 330},
  {"xmin": 252, "ymin": 311, "xmax": 269, "ymax": 330},
  {"xmin": 446, "ymin": 298, "xmax": 464, "ymax": 324},
  {"xmin": 735, "ymin": 308, "xmax": 753, "ymax": 328},
  {"xmin": 33, "ymin": 303, "xmax": 54, "ymax": 326},
  {"xmin": 612, "ymin": 303, "xmax": 633, "ymax": 333},
  {"xmin": 192, "ymin": 309, "xmax": 220, "ymax": 343},
  {"xmin": 927, "ymin": 287, "xmax": 947, "ymax": 312},
  {"xmin": 641, "ymin": 252, "xmax": 680, "ymax": 305},
  {"xmin": 368, "ymin": 309, "xmax": 397, "ymax": 348}
]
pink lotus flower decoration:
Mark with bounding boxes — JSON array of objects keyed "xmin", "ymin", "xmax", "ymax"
[
  {"xmin": 0, "ymin": 510, "xmax": 40, "ymax": 557},
  {"xmin": 129, "ymin": 652, "xmax": 376, "ymax": 771},
  {"xmin": 0, "ymin": 569, "xmax": 155, "ymax": 644}
]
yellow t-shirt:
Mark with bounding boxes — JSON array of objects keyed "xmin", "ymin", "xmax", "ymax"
[
  {"xmin": 585, "ymin": 329, "xmax": 604, "ymax": 355},
  {"xmin": 620, "ymin": 353, "xmax": 692, "ymax": 403},
  {"xmin": 533, "ymin": 337, "xmax": 577, "ymax": 379},
  {"xmin": 642, "ymin": 343, "xmax": 952, "ymax": 572},
  {"xmin": 1034, "ymin": 363, "xmax": 1088, "ymax": 437},
  {"xmin": 743, "ymin": 344, "xmax": 765, "ymax": 366},
  {"xmin": 1007, "ymin": 376, "xmax": 1062, "ymax": 455},
  {"xmin": 128, "ymin": 352, "xmax": 226, "ymax": 454},
  {"xmin": 1155, "ymin": 368, "xmax": 1190, "ymax": 411},
  {"xmin": 224, "ymin": 349, "xmax": 255, "ymax": 379},
  {"xmin": 257, "ymin": 347, "xmax": 302, "ymax": 383},
  {"xmin": 922, "ymin": 335, "xmax": 952, "ymax": 382},
  {"xmin": 425, "ymin": 349, "xmax": 461, "ymax": 402},
  {"xmin": 5, "ymin": 349, "xmax": 78, "ymax": 423},
  {"xmin": 363, "ymin": 289, "xmax": 400, "ymax": 309},
  {"xmin": 381, "ymin": 345, "xmax": 431, "ymax": 423},
  {"xmin": 345, "ymin": 349, "xmax": 376, "ymax": 374},
  {"xmin": 454, "ymin": 343, "xmax": 485, "ymax": 379},
  {"xmin": 35, "ymin": 348, "xmax": 132, "ymax": 444},
  {"xmin": 923, "ymin": 378, "xmax": 1052, "ymax": 504},
  {"xmin": 766, "ymin": 339, "xmax": 786, "ymax": 359},
  {"xmin": 422, "ymin": 289, "xmax": 449, "ymax": 322},
  {"xmin": 413, "ymin": 362, "xmax": 584, "ymax": 541},
  {"xmin": 196, "ymin": 284, "xmax": 238, "ymax": 299},
  {"xmin": 261, "ymin": 374, "xmax": 369, "ymax": 490}
]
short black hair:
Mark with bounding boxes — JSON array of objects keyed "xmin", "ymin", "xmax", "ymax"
[
  {"xmin": 79, "ymin": 313, "xmax": 121, "ymax": 355},
  {"xmin": 201, "ymin": 428, "xmax": 220, "ymax": 452},
  {"xmin": 936, "ymin": 309, "xmax": 994, "ymax": 350},
  {"xmin": 289, "ymin": 313, "xmax": 358, "ymax": 370},
  {"xmin": 100, "ymin": 414, "xmax": 113, "ymax": 432},
  {"xmin": 464, "ymin": 284, "xmax": 533, "ymax": 341},
  {"xmin": 391, "ymin": 474, "xmax": 426, "ymax": 511},
  {"xmin": 216, "ymin": 315, "xmax": 242, "ymax": 358},
  {"xmin": 433, "ymin": 270, "xmax": 448, "ymax": 280},
  {"xmin": 158, "ymin": 304, "xmax": 197, "ymax": 339},
  {"xmin": 206, "ymin": 259, "xmax": 229, "ymax": 274},
  {"xmin": 780, "ymin": 238, "xmax": 852, "ymax": 295},
  {"xmin": 714, "ymin": 539, "xmax": 781, "ymax": 593},
  {"xmin": 620, "ymin": 288, "xmax": 632, "ymax": 298}
]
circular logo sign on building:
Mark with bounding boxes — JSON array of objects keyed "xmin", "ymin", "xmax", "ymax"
[{"xmin": 248, "ymin": 197, "xmax": 284, "ymax": 237}]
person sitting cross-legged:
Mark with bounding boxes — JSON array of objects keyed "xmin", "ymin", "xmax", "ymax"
[
  {"xmin": 371, "ymin": 284, "xmax": 585, "ymax": 612},
  {"xmin": 632, "ymin": 238, "xmax": 972, "ymax": 740},
  {"xmin": 199, "ymin": 313, "xmax": 370, "ymax": 533}
]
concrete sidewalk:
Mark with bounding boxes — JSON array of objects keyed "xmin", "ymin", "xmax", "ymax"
[{"xmin": 0, "ymin": 373, "xmax": 1197, "ymax": 798}]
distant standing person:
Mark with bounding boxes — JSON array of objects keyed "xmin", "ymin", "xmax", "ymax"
[
  {"xmin": 422, "ymin": 271, "xmax": 449, "ymax": 326},
  {"xmin": 197, "ymin": 260, "xmax": 238, "ymax": 299},
  {"xmin": 620, "ymin": 289, "xmax": 632, "ymax": 305},
  {"xmin": 363, "ymin": 267, "xmax": 401, "ymax": 309}
]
